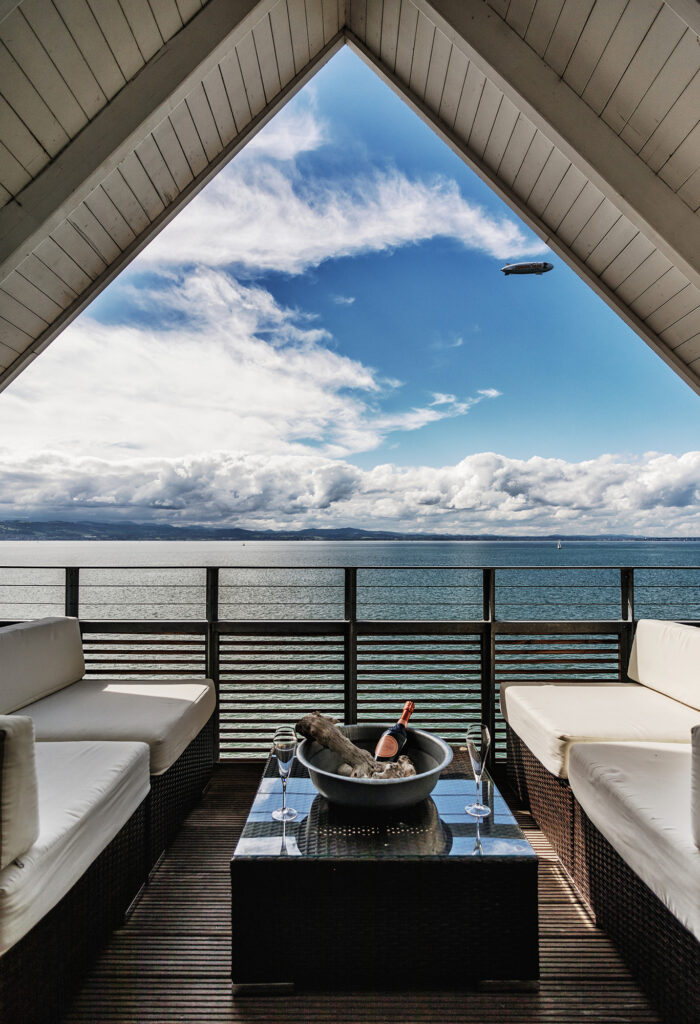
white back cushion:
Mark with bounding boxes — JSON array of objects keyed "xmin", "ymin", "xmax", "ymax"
[
  {"xmin": 0, "ymin": 716, "xmax": 39, "ymax": 870},
  {"xmin": 628, "ymin": 619, "xmax": 700, "ymax": 710},
  {"xmin": 693, "ymin": 725, "xmax": 700, "ymax": 851},
  {"xmin": 0, "ymin": 618, "xmax": 85, "ymax": 714}
]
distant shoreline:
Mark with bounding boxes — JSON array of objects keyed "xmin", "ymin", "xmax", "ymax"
[{"xmin": 0, "ymin": 520, "xmax": 697, "ymax": 542}]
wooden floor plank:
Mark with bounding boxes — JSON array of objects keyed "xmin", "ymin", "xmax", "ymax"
[{"xmin": 63, "ymin": 763, "xmax": 661, "ymax": 1023}]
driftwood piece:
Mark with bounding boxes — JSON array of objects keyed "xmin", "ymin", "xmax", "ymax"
[{"xmin": 295, "ymin": 712, "xmax": 416, "ymax": 779}]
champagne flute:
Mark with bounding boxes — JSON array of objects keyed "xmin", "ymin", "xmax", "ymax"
[
  {"xmin": 465, "ymin": 723, "xmax": 491, "ymax": 818},
  {"xmin": 272, "ymin": 726, "xmax": 298, "ymax": 822}
]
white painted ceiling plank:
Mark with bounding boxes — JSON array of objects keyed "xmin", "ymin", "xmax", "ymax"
[
  {"xmin": 176, "ymin": 0, "xmax": 204, "ymax": 23},
  {"xmin": 0, "ymin": 180, "xmax": 10, "ymax": 206},
  {"xmin": 202, "ymin": 66, "xmax": 237, "ymax": 148},
  {"xmin": 468, "ymin": 78, "xmax": 502, "ymax": 160},
  {"xmin": 495, "ymin": 112, "xmax": 536, "ymax": 186},
  {"xmin": 0, "ymin": 338, "xmax": 23, "ymax": 368},
  {"xmin": 118, "ymin": 150, "xmax": 166, "ymax": 217},
  {"xmin": 0, "ymin": 9, "xmax": 87, "ymax": 137},
  {"xmin": 452, "ymin": 61, "xmax": 486, "ymax": 150},
  {"xmin": 524, "ymin": 0, "xmax": 566, "ymax": 59},
  {"xmin": 568, "ymin": 197, "xmax": 619, "ymax": 260},
  {"xmin": 322, "ymin": 0, "xmax": 341, "ymax": 44},
  {"xmin": 658, "ymin": 120, "xmax": 700, "ymax": 194},
  {"xmin": 53, "ymin": 0, "xmax": 126, "ymax": 101},
  {"xmin": 0, "ymin": 95, "xmax": 46, "ymax": 177},
  {"xmin": 185, "ymin": 82, "xmax": 223, "ymax": 161},
  {"xmin": 618, "ymin": 29, "xmax": 699, "ymax": 155},
  {"xmin": 0, "ymin": 287, "xmax": 48, "ymax": 334},
  {"xmin": 409, "ymin": 10, "xmax": 435, "ymax": 100},
  {"xmin": 85, "ymin": 0, "xmax": 144, "ymax": 81},
  {"xmin": 67, "ymin": 205, "xmax": 121, "ymax": 264},
  {"xmin": 0, "ymin": 271, "xmax": 63, "ymax": 322},
  {"xmin": 219, "ymin": 48, "xmax": 253, "ymax": 133},
  {"xmin": 364, "ymin": 0, "xmax": 382, "ymax": 54},
  {"xmin": 542, "ymin": 0, "xmax": 595, "ymax": 78},
  {"xmin": 32, "ymin": 236, "xmax": 92, "ymax": 294},
  {"xmin": 585, "ymin": 217, "xmax": 638, "ymax": 276},
  {"xmin": 0, "ymin": 316, "xmax": 30, "ymax": 354},
  {"xmin": 394, "ymin": 0, "xmax": 419, "ymax": 85},
  {"xmin": 0, "ymin": 42, "xmax": 69, "ymax": 155},
  {"xmin": 21, "ymin": 0, "xmax": 106, "ymax": 120},
  {"xmin": 581, "ymin": 0, "xmax": 663, "ymax": 117},
  {"xmin": 540, "ymin": 163, "xmax": 588, "ymax": 230},
  {"xmin": 253, "ymin": 15, "xmax": 283, "ymax": 102},
  {"xmin": 660, "ymin": 0, "xmax": 700, "ymax": 35},
  {"xmin": 437, "ymin": 44, "xmax": 468, "ymax": 130},
  {"xmin": 148, "ymin": 0, "xmax": 184, "ymax": 41},
  {"xmin": 615, "ymin": 250, "xmax": 673, "ymax": 306},
  {"xmin": 379, "ymin": 0, "xmax": 400, "ymax": 71},
  {"xmin": 269, "ymin": 2, "xmax": 296, "ymax": 88},
  {"xmin": 645, "ymin": 283, "xmax": 700, "ymax": 333},
  {"xmin": 630, "ymin": 266, "xmax": 688, "ymax": 319},
  {"xmin": 422, "ymin": 0, "xmax": 700, "ymax": 290},
  {"xmin": 599, "ymin": 233, "xmax": 655, "ymax": 291},
  {"xmin": 659, "ymin": 304, "xmax": 700, "ymax": 348},
  {"xmin": 511, "ymin": 130, "xmax": 553, "ymax": 201},
  {"xmin": 527, "ymin": 147, "xmax": 570, "ymax": 217},
  {"xmin": 639, "ymin": 69, "xmax": 700, "ymax": 172},
  {"xmin": 556, "ymin": 180, "xmax": 605, "ymax": 245},
  {"xmin": 150, "ymin": 118, "xmax": 195, "ymax": 192},
  {"xmin": 486, "ymin": 0, "xmax": 508, "ymax": 19},
  {"xmin": 169, "ymin": 101, "xmax": 208, "ymax": 176},
  {"xmin": 134, "ymin": 134, "xmax": 181, "ymax": 204},
  {"xmin": 423, "ymin": 28, "xmax": 451, "ymax": 114},
  {"xmin": 599, "ymin": 5, "xmax": 686, "ymax": 138},
  {"xmin": 84, "ymin": 186, "xmax": 136, "ymax": 251},
  {"xmin": 504, "ymin": 0, "xmax": 537, "ymax": 39},
  {"xmin": 120, "ymin": 0, "xmax": 164, "ymax": 62},
  {"xmin": 287, "ymin": 0, "xmax": 311, "ymax": 71},
  {"xmin": 101, "ymin": 168, "xmax": 152, "ymax": 234},
  {"xmin": 49, "ymin": 220, "xmax": 106, "ymax": 281},
  {"xmin": 563, "ymin": 0, "xmax": 627, "ymax": 98},
  {"xmin": 17, "ymin": 252, "xmax": 79, "ymax": 305},
  {"xmin": 673, "ymin": 333, "xmax": 700, "ymax": 364},
  {"xmin": 236, "ymin": 32, "xmax": 268, "ymax": 117},
  {"xmin": 346, "ymin": 0, "xmax": 366, "ymax": 37},
  {"xmin": 677, "ymin": 165, "xmax": 700, "ymax": 211},
  {"xmin": 482, "ymin": 94, "xmax": 520, "ymax": 174},
  {"xmin": 306, "ymin": 0, "xmax": 325, "ymax": 58}
]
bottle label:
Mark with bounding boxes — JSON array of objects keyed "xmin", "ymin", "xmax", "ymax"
[{"xmin": 375, "ymin": 734, "xmax": 399, "ymax": 758}]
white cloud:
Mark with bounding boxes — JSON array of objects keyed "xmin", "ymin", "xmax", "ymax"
[
  {"xmin": 138, "ymin": 111, "xmax": 546, "ymax": 273},
  {"xmin": 0, "ymin": 269, "xmax": 497, "ymax": 461},
  {"xmin": 332, "ymin": 295, "xmax": 356, "ymax": 305},
  {"xmin": 0, "ymin": 450, "xmax": 697, "ymax": 535}
]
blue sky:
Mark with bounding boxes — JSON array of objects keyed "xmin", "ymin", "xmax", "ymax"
[{"xmin": 0, "ymin": 48, "xmax": 698, "ymax": 534}]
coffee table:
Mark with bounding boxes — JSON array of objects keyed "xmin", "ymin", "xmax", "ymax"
[{"xmin": 231, "ymin": 748, "xmax": 538, "ymax": 991}]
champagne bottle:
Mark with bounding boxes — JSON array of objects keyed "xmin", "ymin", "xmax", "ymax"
[{"xmin": 374, "ymin": 700, "xmax": 415, "ymax": 761}]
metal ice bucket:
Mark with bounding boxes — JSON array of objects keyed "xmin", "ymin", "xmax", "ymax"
[{"xmin": 296, "ymin": 724, "xmax": 453, "ymax": 809}]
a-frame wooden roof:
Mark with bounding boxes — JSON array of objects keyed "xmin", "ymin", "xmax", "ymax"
[{"xmin": 1, "ymin": 0, "xmax": 699, "ymax": 395}]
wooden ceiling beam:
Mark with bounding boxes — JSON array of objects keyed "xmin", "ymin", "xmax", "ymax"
[
  {"xmin": 662, "ymin": 0, "xmax": 700, "ymax": 36},
  {"xmin": 0, "ymin": 0, "xmax": 274, "ymax": 285},
  {"xmin": 421, "ymin": 0, "xmax": 700, "ymax": 294}
]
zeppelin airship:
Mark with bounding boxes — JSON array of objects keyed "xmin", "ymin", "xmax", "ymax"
[{"xmin": 501, "ymin": 261, "xmax": 553, "ymax": 275}]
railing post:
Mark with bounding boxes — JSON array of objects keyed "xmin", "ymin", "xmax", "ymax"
[
  {"xmin": 344, "ymin": 568, "xmax": 357, "ymax": 725},
  {"xmin": 206, "ymin": 568, "xmax": 220, "ymax": 761},
  {"xmin": 620, "ymin": 567, "xmax": 635, "ymax": 680},
  {"xmin": 65, "ymin": 567, "xmax": 79, "ymax": 618},
  {"xmin": 481, "ymin": 568, "xmax": 496, "ymax": 770}
]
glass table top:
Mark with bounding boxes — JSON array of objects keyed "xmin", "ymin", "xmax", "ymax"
[{"xmin": 233, "ymin": 750, "xmax": 536, "ymax": 862}]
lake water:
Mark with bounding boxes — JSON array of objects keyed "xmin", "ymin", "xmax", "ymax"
[{"xmin": 0, "ymin": 539, "xmax": 698, "ymax": 622}]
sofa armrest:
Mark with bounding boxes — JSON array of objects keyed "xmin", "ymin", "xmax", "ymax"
[
  {"xmin": 692, "ymin": 725, "xmax": 700, "ymax": 851},
  {"xmin": 0, "ymin": 716, "xmax": 40, "ymax": 870}
]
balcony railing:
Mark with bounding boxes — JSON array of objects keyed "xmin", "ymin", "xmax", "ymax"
[{"xmin": 1, "ymin": 564, "xmax": 698, "ymax": 765}]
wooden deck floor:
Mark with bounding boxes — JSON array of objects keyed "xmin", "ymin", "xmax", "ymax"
[{"xmin": 64, "ymin": 764, "xmax": 660, "ymax": 1023}]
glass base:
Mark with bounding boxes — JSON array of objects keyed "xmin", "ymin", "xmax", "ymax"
[
  {"xmin": 465, "ymin": 803, "xmax": 491, "ymax": 818},
  {"xmin": 272, "ymin": 807, "xmax": 298, "ymax": 821}
]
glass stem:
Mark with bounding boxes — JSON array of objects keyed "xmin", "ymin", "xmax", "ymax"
[
  {"xmin": 476, "ymin": 775, "xmax": 481, "ymax": 808},
  {"xmin": 282, "ymin": 776, "xmax": 287, "ymax": 813}
]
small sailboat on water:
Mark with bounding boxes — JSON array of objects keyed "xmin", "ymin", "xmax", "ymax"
[{"xmin": 557, "ymin": 540, "xmax": 562, "ymax": 550}]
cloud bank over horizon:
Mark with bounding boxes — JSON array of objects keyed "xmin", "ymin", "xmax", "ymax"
[{"xmin": 1, "ymin": 449, "xmax": 698, "ymax": 536}]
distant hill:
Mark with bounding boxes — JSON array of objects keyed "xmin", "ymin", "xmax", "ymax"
[{"xmin": 0, "ymin": 520, "xmax": 695, "ymax": 542}]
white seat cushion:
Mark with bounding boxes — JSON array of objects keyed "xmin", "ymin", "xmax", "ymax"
[
  {"xmin": 628, "ymin": 619, "xmax": 700, "ymax": 710},
  {"xmin": 20, "ymin": 678, "xmax": 215, "ymax": 775},
  {"xmin": 568, "ymin": 741, "xmax": 700, "ymax": 941},
  {"xmin": 0, "ymin": 618, "xmax": 84, "ymax": 714},
  {"xmin": 0, "ymin": 717, "xmax": 39, "ymax": 870},
  {"xmin": 692, "ymin": 725, "xmax": 700, "ymax": 850},
  {"xmin": 501, "ymin": 681, "xmax": 699, "ymax": 777},
  {"xmin": 0, "ymin": 740, "xmax": 149, "ymax": 954}
]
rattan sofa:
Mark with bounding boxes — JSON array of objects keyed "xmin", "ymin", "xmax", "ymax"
[
  {"xmin": 503, "ymin": 619, "xmax": 700, "ymax": 1023},
  {"xmin": 0, "ymin": 616, "xmax": 216, "ymax": 1021}
]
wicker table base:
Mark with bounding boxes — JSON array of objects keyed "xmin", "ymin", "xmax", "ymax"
[{"xmin": 231, "ymin": 749, "xmax": 538, "ymax": 990}]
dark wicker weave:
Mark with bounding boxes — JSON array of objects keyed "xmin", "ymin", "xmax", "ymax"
[
  {"xmin": 506, "ymin": 726, "xmax": 575, "ymax": 874},
  {"xmin": 573, "ymin": 799, "xmax": 699, "ymax": 1024},
  {"xmin": 0, "ymin": 802, "xmax": 146, "ymax": 1024},
  {"xmin": 147, "ymin": 715, "xmax": 215, "ymax": 869}
]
